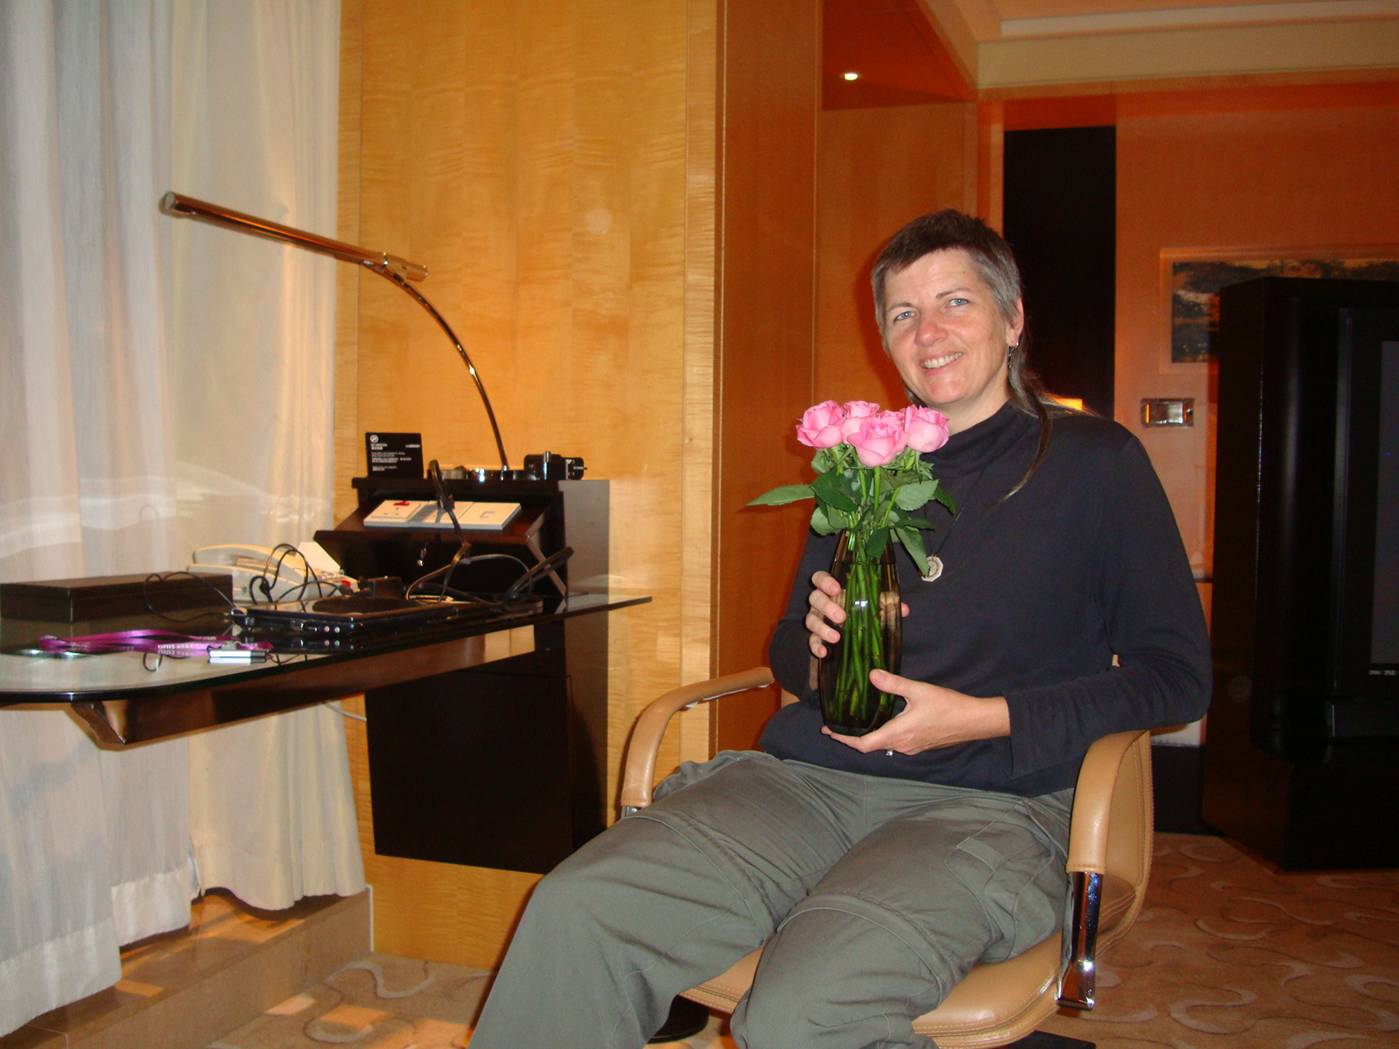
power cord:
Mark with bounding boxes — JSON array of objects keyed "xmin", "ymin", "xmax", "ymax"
[
  {"xmin": 248, "ymin": 543, "xmax": 344, "ymax": 605},
  {"xmin": 403, "ymin": 547, "xmax": 573, "ymax": 606},
  {"xmin": 141, "ymin": 570, "xmax": 240, "ymax": 623},
  {"xmin": 427, "ymin": 459, "xmax": 467, "ymax": 600}
]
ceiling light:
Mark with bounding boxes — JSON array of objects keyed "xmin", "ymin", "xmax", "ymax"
[{"xmin": 842, "ymin": 71, "xmax": 859, "ymax": 82}]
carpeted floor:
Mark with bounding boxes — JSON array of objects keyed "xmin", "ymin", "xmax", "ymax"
[
  {"xmin": 1035, "ymin": 834, "xmax": 1399, "ymax": 1048},
  {"xmin": 208, "ymin": 833, "xmax": 1399, "ymax": 1048}
]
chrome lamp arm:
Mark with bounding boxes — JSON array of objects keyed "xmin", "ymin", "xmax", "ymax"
[{"xmin": 160, "ymin": 190, "xmax": 508, "ymax": 472}]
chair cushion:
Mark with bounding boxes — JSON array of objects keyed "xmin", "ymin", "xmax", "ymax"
[
  {"xmin": 681, "ymin": 950, "xmax": 760, "ymax": 1012},
  {"xmin": 682, "ymin": 872, "xmax": 1137, "ymax": 1047},
  {"xmin": 912, "ymin": 937, "xmax": 1059, "ymax": 1045}
]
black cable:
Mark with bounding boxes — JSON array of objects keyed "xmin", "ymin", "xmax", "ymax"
[
  {"xmin": 141, "ymin": 570, "xmax": 240, "ymax": 624},
  {"xmin": 405, "ymin": 552, "xmax": 531, "ymax": 602},
  {"xmin": 427, "ymin": 459, "xmax": 466, "ymax": 599},
  {"xmin": 248, "ymin": 543, "xmax": 340, "ymax": 605},
  {"xmin": 269, "ymin": 543, "xmax": 334, "ymax": 604},
  {"xmin": 504, "ymin": 546, "xmax": 574, "ymax": 602},
  {"xmin": 438, "ymin": 540, "xmax": 472, "ymax": 601},
  {"xmin": 258, "ymin": 543, "xmax": 298, "ymax": 603},
  {"xmin": 402, "ymin": 547, "xmax": 571, "ymax": 608}
]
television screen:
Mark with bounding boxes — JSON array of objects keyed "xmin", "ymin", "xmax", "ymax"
[{"xmin": 1334, "ymin": 307, "xmax": 1399, "ymax": 701}]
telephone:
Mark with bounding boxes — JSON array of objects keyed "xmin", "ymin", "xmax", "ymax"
[{"xmin": 189, "ymin": 541, "xmax": 352, "ymax": 604}]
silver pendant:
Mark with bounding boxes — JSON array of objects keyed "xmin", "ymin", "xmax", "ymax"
[{"xmin": 921, "ymin": 555, "xmax": 944, "ymax": 583}]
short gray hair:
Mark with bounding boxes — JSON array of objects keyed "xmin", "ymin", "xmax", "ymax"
[{"xmin": 872, "ymin": 209, "xmax": 1058, "ymax": 494}]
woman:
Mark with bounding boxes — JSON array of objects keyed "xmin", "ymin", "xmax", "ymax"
[{"xmin": 470, "ymin": 210, "xmax": 1211, "ymax": 1049}]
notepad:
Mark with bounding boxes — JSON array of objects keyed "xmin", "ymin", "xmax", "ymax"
[{"xmin": 363, "ymin": 499, "xmax": 520, "ymax": 531}]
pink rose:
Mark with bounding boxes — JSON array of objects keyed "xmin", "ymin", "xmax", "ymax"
[
  {"xmin": 838, "ymin": 399, "xmax": 882, "ymax": 439},
  {"xmin": 901, "ymin": 405, "xmax": 951, "ymax": 453},
  {"xmin": 795, "ymin": 400, "xmax": 848, "ymax": 448},
  {"xmin": 847, "ymin": 411, "xmax": 908, "ymax": 467}
]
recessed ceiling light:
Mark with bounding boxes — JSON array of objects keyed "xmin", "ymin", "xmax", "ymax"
[{"xmin": 842, "ymin": 71, "xmax": 859, "ymax": 82}]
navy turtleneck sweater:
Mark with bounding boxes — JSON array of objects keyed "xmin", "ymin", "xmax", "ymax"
[{"xmin": 761, "ymin": 402, "xmax": 1212, "ymax": 796}]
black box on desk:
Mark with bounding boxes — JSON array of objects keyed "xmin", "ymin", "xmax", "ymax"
[{"xmin": 0, "ymin": 573, "xmax": 234, "ymax": 622}]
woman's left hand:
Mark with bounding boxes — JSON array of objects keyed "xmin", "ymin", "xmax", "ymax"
[{"xmin": 821, "ymin": 669, "xmax": 1011, "ymax": 756}]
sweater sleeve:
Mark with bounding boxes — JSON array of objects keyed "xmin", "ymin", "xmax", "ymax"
[
  {"xmin": 1003, "ymin": 435, "xmax": 1212, "ymax": 779},
  {"xmin": 768, "ymin": 529, "xmax": 840, "ymax": 699}
]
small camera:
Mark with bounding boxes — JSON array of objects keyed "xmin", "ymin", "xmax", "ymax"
[{"xmin": 523, "ymin": 451, "xmax": 585, "ymax": 481}]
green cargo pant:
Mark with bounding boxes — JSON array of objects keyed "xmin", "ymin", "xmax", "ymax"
[{"xmin": 469, "ymin": 751, "xmax": 1073, "ymax": 1049}]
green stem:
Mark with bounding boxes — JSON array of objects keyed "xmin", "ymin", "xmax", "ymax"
[{"xmin": 833, "ymin": 555, "xmax": 889, "ymax": 725}]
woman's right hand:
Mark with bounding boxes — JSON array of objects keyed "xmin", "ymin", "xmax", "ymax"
[
  {"xmin": 805, "ymin": 569, "xmax": 912, "ymax": 659},
  {"xmin": 805, "ymin": 570, "xmax": 846, "ymax": 658}
]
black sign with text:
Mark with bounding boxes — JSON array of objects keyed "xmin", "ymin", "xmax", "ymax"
[{"xmin": 365, "ymin": 432, "xmax": 424, "ymax": 478}]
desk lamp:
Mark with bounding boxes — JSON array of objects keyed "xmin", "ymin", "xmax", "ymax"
[{"xmin": 159, "ymin": 191, "xmax": 509, "ymax": 475}]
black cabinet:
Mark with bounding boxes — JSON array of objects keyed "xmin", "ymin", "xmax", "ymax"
[
  {"xmin": 1203, "ymin": 278, "xmax": 1399, "ymax": 868},
  {"xmin": 320, "ymin": 477, "xmax": 613, "ymax": 873}
]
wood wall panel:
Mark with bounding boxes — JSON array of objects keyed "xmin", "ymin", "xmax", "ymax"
[
  {"xmin": 677, "ymin": 0, "xmax": 720, "ymax": 763},
  {"xmin": 712, "ymin": 0, "xmax": 821, "ymax": 751},
  {"xmin": 332, "ymin": 0, "xmax": 363, "ymax": 526},
  {"xmin": 338, "ymin": 0, "xmax": 715, "ymax": 966},
  {"xmin": 816, "ymin": 103, "xmax": 976, "ymax": 410}
]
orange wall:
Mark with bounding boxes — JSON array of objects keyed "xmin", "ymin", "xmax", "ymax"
[
  {"xmin": 712, "ymin": 0, "xmax": 822, "ymax": 752},
  {"xmin": 1115, "ymin": 81, "xmax": 1399, "ymax": 580},
  {"xmin": 817, "ymin": 103, "xmax": 977, "ymax": 407}
]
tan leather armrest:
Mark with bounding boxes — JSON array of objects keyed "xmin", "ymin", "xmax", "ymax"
[
  {"xmin": 1059, "ymin": 729, "xmax": 1154, "ymax": 1009},
  {"xmin": 618, "ymin": 667, "xmax": 775, "ymax": 813},
  {"xmin": 1066, "ymin": 730, "xmax": 1151, "ymax": 875}
]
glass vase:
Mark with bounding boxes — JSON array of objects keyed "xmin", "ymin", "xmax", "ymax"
[{"xmin": 818, "ymin": 531, "xmax": 902, "ymax": 736}]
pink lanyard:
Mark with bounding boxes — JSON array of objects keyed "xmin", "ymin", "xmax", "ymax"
[{"xmin": 36, "ymin": 629, "xmax": 272, "ymax": 658}]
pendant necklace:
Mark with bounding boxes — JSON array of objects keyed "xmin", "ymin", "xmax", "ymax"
[{"xmin": 920, "ymin": 461, "xmax": 994, "ymax": 584}]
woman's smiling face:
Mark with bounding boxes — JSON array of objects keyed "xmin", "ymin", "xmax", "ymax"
[{"xmin": 880, "ymin": 248, "xmax": 1024, "ymax": 434}]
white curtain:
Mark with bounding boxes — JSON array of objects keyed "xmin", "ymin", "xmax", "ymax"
[
  {"xmin": 169, "ymin": 0, "xmax": 360, "ymax": 915},
  {"xmin": 0, "ymin": 0, "xmax": 359, "ymax": 1036}
]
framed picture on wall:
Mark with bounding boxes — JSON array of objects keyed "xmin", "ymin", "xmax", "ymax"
[{"xmin": 1160, "ymin": 248, "xmax": 1399, "ymax": 365}]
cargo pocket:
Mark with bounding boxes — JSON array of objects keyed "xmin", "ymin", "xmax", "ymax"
[{"xmin": 942, "ymin": 817, "xmax": 1064, "ymax": 964}]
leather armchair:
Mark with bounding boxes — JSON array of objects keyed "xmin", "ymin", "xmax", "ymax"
[{"xmin": 619, "ymin": 667, "xmax": 1154, "ymax": 1048}]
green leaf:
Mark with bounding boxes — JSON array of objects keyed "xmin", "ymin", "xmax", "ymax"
[
  {"xmin": 812, "ymin": 469, "xmax": 858, "ymax": 512},
  {"xmin": 934, "ymin": 481, "xmax": 957, "ymax": 514},
  {"xmin": 894, "ymin": 479, "xmax": 939, "ymax": 510},
  {"xmin": 889, "ymin": 447, "xmax": 923, "ymax": 472},
  {"xmin": 812, "ymin": 448, "xmax": 835, "ymax": 474},
  {"xmin": 826, "ymin": 506, "xmax": 853, "ymax": 531},
  {"xmin": 863, "ymin": 527, "xmax": 890, "ymax": 561},
  {"xmin": 887, "ymin": 468, "xmax": 921, "ymax": 488},
  {"xmin": 810, "ymin": 504, "xmax": 838, "ymax": 535},
  {"xmin": 895, "ymin": 525, "xmax": 930, "ymax": 577},
  {"xmin": 900, "ymin": 515, "xmax": 936, "ymax": 531},
  {"xmin": 747, "ymin": 484, "xmax": 814, "ymax": 507}
]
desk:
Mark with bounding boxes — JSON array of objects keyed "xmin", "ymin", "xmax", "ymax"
[{"xmin": 0, "ymin": 590, "xmax": 648, "ymax": 873}]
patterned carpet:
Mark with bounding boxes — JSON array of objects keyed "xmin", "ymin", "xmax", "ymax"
[
  {"xmin": 1036, "ymin": 834, "xmax": 1399, "ymax": 1048},
  {"xmin": 208, "ymin": 834, "xmax": 1399, "ymax": 1048}
]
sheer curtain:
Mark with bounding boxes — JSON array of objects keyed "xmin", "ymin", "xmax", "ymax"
[
  {"xmin": 170, "ymin": 0, "xmax": 362, "ymax": 916},
  {"xmin": 0, "ymin": 0, "xmax": 359, "ymax": 1035}
]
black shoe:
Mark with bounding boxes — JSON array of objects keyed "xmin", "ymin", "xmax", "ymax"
[{"xmin": 647, "ymin": 996, "xmax": 710, "ymax": 1043}]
